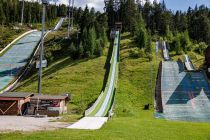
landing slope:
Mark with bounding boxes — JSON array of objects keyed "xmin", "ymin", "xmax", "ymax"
[
  {"xmin": 0, "ymin": 31, "xmax": 41, "ymax": 91},
  {"xmin": 161, "ymin": 61, "xmax": 210, "ymax": 122}
]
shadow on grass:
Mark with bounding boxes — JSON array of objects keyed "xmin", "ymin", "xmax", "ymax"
[
  {"xmin": 15, "ymin": 57, "xmax": 89, "ymax": 89},
  {"xmin": 102, "ymin": 41, "xmax": 114, "ymax": 91},
  {"xmin": 85, "ymin": 41, "xmax": 114, "ymax": 111},
  {"xmin": 121, "ymin": 33, "xmax": 132, "ymax": 40}
]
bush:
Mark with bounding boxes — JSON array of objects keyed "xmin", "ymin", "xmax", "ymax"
[
  {"xmin": 193, "ymin": 42, "xmax": 208, "ymax": 54},
  {"xmin": 129, "ymin": 49, "xmax": 140, "ymax": 58},
  {"xmin": 129, "ymin": 48, "xmax": 146, "ymax": 59},
  {"xmin": 94, "ymin": 40, "xmax": 103, "ymax": 57},
  {"xmin": 136, "ymin": 28, "xmax": 148, "ymax": 49}
]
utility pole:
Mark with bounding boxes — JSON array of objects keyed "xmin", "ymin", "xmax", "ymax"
[
  {"xmin": 71, "ymin": 0, "xmax": 74, "ymax": 29},
  {"xmin": 38, "ymin": 0, "xmax": 48, "ymax": 95},
  {"xmin": 149, "ymin": 39, "xmax": 153, "ymax": 108},
  {"xmin": 21, "ymin": 0, "xmax": 25, "ymax": 25},
  {"xmin": 68, "ymin": 0, "xmax": 72, "ymax": 38}
]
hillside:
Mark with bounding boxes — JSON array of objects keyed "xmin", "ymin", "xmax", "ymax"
[{"xmin": 1, "ymin": 33, "xmax": 210, "ymax": 140}]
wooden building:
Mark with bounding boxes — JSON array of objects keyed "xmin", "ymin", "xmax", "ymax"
[
  {"xmin": 28, "ymin": 94, "xmax": 70, "ymax": 117},
  {"xmin": 0, "ymin": 92, "xmax": 34, "ymax": 115}
]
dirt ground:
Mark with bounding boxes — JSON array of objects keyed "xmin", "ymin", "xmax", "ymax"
[{"xmin": 0, "ymin": 116, "xmax": 69, "ymax": 132}]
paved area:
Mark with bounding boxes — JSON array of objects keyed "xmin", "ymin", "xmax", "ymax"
[
  {"xmin": 161, "ymin": 61, "xmax": 210, "ymax": 122},
  {"xmin": 67, "ymin": 117, "xmax": 108, "ymax": 130},
  {"xmin": 0, "ymin": 31, "xmax": 41, "ymax": 90},
  {"xmin": 0, "ymin": 116, "xmax": 68, "ymax": 132}
]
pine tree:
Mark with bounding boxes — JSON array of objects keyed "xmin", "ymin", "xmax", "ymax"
[
  {"xmin": 174, "ymin": 35, "xmax": 182, "ymax": 55},
  {"xmin": 0, "ymin": 3, "xmax": 6, "ymax": 25},
  {"xmin": 87, "ymin": 27, "xmax": 97, "ymax": 56},
  {"xmin": 81, "ymin": 27, "xmax": 89, "ymax": 57},
  {"xmin": 101, "ymin": 27, "xmax": 108, "ymax": 48},
  {"xmin": 78, "ymin": 43, "xmax": 84, "ymax": 58},
  {"xmin": 94, "ymin": 39, "xmax": 103, "ymax": 57},
  {"xmin": 69, "ymin": 43, "xmax": 77, "ymax": 59}
]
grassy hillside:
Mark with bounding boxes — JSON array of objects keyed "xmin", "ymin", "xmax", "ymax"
[
  {"xmin": 15, "ymin": 56, "xmax": 107, "ymax": 116},
  {"xmin": 1, "ymin": 33, "xmax": 210, "ymax": 140}
]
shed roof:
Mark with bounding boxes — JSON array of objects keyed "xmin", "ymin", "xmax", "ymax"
[
  {"xmin": 31, "ymin": 94, "xmax": 69, "ymax": 100},
  {"xmin": 0, "ymin": 92, "xmax": 34, "ymax": 99}
]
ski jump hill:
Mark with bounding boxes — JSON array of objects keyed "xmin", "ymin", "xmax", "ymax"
[
  {"xmin": 68, "ymin": 30, "xmax": 120, "ymax": 130},
  {"xmin": 156, "ymin": 41, "xmax": 210, "ymax": 122},
  {"xmin": 0, "ymin": 18, "xmax": 64, "ymax": 93}
]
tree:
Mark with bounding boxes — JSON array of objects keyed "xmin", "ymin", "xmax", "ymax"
[
  {"xmin": 81, "ymin": 27, "xmax": 89, "ymax": 57},
  {"xmin": 0, "ymin": 3, "xmax": 6, "ymax": 26},
  {"xmin": 78, "ymin": 43, "xmax": 84, "ymax": 58},
  {"xmin": 174, "ymin": 34, "xmax": 182, "ymax": 55},
  {"xmin": 87, "ymin": 27, "xmax": 97, "ymax": 56},
  {"xmin": 101, "ymin": 27, "xmax": 108, "ymax": 48},
  {"xmin": 166, "ymin": 25, "xmax": 173, "ymax": 41},
  {"xmin": 94, "ymin": 39, "xmax": 103, "ymax": 56},
  {"xmin": 136, "ymin": 27, "xmax": 148, "ymax": 49},
  {"xmin": 69, "ymin": 43, "xmax": 77, "ymax": 59},
  {"xmin": 180, "ymin": 31, "xmax": 191, "ymax": 52}
]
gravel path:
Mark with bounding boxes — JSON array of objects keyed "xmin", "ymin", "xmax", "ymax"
[{"xmin": 0, "ymin": 116, "xmax": 69, "ymax": 132}]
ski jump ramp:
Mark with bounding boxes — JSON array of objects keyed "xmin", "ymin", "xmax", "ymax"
[
  {"xmin": 184, "ymin": 54, "xmax": 195, "ymax": 71},
  {"xmin": 53, "ymin": 18, "xmax": 65, "ymax": 31},
  {"xmin": 162, "ymin": 41, "xmax": 170, "ymax": 61},
  {"xmin": 161, "ymin": 61, "xmax": 210, "ymax": 122},
  {"xmin": 68, "ymin": 31, "xmax": 120, "ymax": 130},
  {"xmin": 0, "ymin": 19, "xmax": 64, "ymax": 93},
  {"xmin": 0, "ymin": 30, "xmax": 42, "ymax": 92}
]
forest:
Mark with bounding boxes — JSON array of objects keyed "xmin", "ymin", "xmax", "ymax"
[
  {"xmin": 106, "ymin": 0, "xmax": 210, "ymax": 55},
  {"xmin": 0, "ymin": 0, "xmax": 209, "ymax": 57}
]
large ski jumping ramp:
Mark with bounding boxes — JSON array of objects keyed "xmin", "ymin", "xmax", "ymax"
[
  {"xmin": 161, "ymin": 61, "xmax": 210, "ymax": 122},
  {"xmin": 0, "ymin": 31, "xmax": 41, "ymax": 91},
  {"xmin": 67, "ymin": 31, "xmax": 120, "ymax": 130}
]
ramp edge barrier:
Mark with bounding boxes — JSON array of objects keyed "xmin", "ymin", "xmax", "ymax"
[{"xmin": 0, "ymin": 30, "xmax": 51, "ymax": 93}]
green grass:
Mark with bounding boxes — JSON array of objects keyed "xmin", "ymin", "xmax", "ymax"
[
  {"xmin": 1, "ymin": 32, "xmax": 210, "ymax": 140},
  {"xmin": 15, "ymin": 56, "xmax": 107, "ymax": 116},
  {"xmin": 169, "ymin": 51, "xmax": 205, "ymax": 69}
]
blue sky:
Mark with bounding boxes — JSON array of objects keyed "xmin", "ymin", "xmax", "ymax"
[
  {"xmin": 163, "ymin": 0, "xmax": 210, "ymax": 12},
  {"xmin": 26, "ymin": 0, "xmax": 210, "ymax": 12},
  {"xmin": 73, "ymin": 0, "xmax": 210, "ymax": 12}
]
